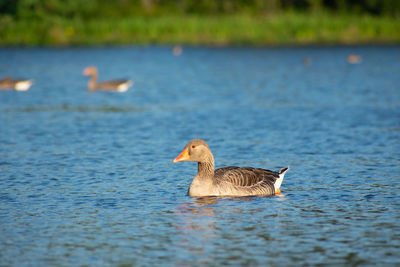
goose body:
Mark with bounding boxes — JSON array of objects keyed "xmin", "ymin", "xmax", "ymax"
[
  {"xmin": 83, "ymin": 66, "xmax": 132, "ymax": 92},
  {"xmin": 173, "ymin": 139, "xmax": 289, "ymax": 197},
  {"xmin": 0, "ymin": 76, "xmax": 33, "ymax": 91}
]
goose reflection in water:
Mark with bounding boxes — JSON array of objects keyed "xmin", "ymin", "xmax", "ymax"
[
  {"xmin": 173, "ymin": 196, "xmax": 273, "ymax": 264},
  {"xmin": 171, "ymin": 197, "xmax": 218, "ymax": 264},
  {"xmin": 174, "ymin": 197, "xmax": 218, "ymax": 231}
]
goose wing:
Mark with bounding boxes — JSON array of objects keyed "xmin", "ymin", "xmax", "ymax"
[
  {"xmin": 214, "ymin": 166, "xmax": 279, "ymax": 188},
  {"xmin": 96, "ymin": 80, "xmax": 132, "ymax": 91},
  {"xmin": 0, "ymin": 76, "xmax": 13, "ymax": 89}
]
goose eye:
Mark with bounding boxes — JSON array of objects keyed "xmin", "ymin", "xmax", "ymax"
[{"xmin": 191, "ymin": 145, "xmax": 196, "ymax": 149}]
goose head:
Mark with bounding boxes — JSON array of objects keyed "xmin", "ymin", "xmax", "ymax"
[
  {"xmin": 83, "ymin": 66, "xmax": 98, "ymax": 76},
  {"xmin": 173, "ymin": 139, "xmax": 212, "ymax": 163}
]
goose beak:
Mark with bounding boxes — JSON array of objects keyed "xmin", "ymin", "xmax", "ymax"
[
  {"xmin": 173, "ymin": 148, "xmax": 190, "ymax": 163},
  {"xmin": 83, "ymin": 68, "xmax": 90, "ymax": 75}
]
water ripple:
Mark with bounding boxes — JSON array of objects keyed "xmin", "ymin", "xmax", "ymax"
[{"xmin": 1, "ymin": 46, "xmax": 399, "ymax": 266}]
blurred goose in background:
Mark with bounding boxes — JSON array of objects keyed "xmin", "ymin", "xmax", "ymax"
[
  {"xmin": 83, "ymin": 66, "xmax": 132, "ymax": 92},
  {"xmin": 347, "ymin": 54, "xmax": 362, "ymax": 64},
  {"xmin": 0, "ymin": 76, "xmax": 33, "ymax": 91},
  {"xmin": 173, "ymin": 139, "xmax": 289, "ymax": 197},
  {"xmin": 303, "ymin": 56, "xmax": 311, "ymax": 66},
  {"xmin": 173, "ymin": 45, "xmax": 182, "ymax": 56}
]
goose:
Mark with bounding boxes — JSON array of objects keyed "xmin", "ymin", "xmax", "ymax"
[
  {"xmin": 303, "ymin": 56, "xmax": 311, "ymax": 66},
  {"xmin": 347, "ymin": 54, "xmax": 362, "ymax": 64},
  {"xmin": 0, "ymin": 76, "xmax": 33, "ymax": 91},
  {"xmin": 83, "ymin": 66, "xmax": 132, "ymax": 92},
  {"xmin": 173, "ymin": 139, "xmax": 289, "ymax": 197},
  {"xmin": 172, "ymin": 45, "xmax": 182, "ymax": 56}
]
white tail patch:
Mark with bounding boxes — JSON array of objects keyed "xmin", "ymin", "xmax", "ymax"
[
  {"xmin": 14, "ymin": 80, "xmax": 33, "ymax": 91},
  {"xmin": 117, "ymin": 81, "xmax": 133, "ymax": 92},
  {"xmin": 274, "ymin": 167, "xmax": 289, "ymax": 192}
]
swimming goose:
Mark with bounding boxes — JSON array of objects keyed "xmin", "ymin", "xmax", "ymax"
[
  {"xmin": 0, "ymin": 76, "xmax": 33, "ymax": 91},
  {"xmin": 173, "ymin": 139, "xmax": 289, "ymax": 197},
  {"xmin": 347, "ymin": 54, "xmax": 362, "ymax": 64},
  {"xmin": 83, "ymin": 66, "xmax": 132, "ymax": 92}
]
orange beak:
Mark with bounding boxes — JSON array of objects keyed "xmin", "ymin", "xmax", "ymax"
[
  {"xmin": 173, "ymin": 148, "xmax": 190, "ymax": 163},
  {"xmin": 83, "ymin": 68, "xmax": 90, "ymax": 75}
]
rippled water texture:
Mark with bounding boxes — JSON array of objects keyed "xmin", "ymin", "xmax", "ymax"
[{"xmin": 1, "ymin": 46, "xmax": 399, "ymax": 266}]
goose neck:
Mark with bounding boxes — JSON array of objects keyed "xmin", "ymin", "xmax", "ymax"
[
  {"xmin": 197, "ymin": 157, "xmax": 215, "ymax": 180},
  {"xmin": 88, "ymin": 73, "xmax": 97, "ymax": 90}
]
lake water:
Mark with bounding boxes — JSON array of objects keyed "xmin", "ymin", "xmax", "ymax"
[{"xmin": 1, "ymin": 46, "xmax": 399, "ymax": 266}]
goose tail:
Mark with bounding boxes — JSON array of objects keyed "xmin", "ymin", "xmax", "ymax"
[{"xmin": 274, "ymin": 167, "xmax": 289, "ymax": 194}]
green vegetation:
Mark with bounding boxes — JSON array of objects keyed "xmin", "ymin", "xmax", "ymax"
[{"xmin": 0, "ymin": 0, "xmax": 399, "ymax": 46}]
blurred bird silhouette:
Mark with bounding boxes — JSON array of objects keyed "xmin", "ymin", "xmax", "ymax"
[
  {"xmin": 0, "ymin": 76, "xmax": 33, "ymax": 91},
  {"xmin": 83, "ymin": 66, "xmax": 132, "ymax": 92},
  {"xmin": 303, "ymin": 56, "xmax": 311, "ymax": 66},
  {"xmin": 173, "ymin": 45, "xmax": 183, "ymax": 56},
  {"xmin": 347, "ymin": 54, "xmax": 362, "ymax": 64}
]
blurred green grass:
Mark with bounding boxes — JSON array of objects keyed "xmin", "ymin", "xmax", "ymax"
[{"xmin": 1, "ymin": 13, "xmax": 399, "ymax": 46}]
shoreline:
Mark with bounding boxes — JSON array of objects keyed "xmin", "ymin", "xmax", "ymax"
[
  {"xmin": 0, "ymin": 43, "xmax": 399, "ymax": 49},
  {"xmin": 1, "ymin": 13, "xmax": 399, "ymax": 46}
]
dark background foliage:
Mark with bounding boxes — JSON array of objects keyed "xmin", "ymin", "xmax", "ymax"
[{"xmin": 1, "ymin": 0, "xmax": 399, "ymax": 19}]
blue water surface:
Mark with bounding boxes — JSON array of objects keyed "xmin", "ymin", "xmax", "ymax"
[{"xmin": 0, "ymin": 46, "xmax": 399, "ymax": 266}]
